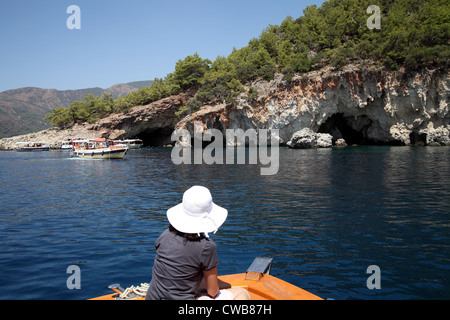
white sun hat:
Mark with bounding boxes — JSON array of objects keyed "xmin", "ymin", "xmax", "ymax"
[{"xmin": 167, "ymin": 186, "xmax": 228, "ymax": 235}]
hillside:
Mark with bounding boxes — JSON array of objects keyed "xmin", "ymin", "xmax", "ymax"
[{"xmin": 0, "ymin": 81, "xmax": 152, "ymax": 138}]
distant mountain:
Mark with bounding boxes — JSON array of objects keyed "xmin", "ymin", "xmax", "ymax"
[{"xmin": 0, "ymin": 81, "xmax": 153, "ymax": 138}]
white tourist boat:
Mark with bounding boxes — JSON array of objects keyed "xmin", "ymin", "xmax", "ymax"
[
  {"xmin": 70, "ymin": 138, "xmax": 128, "ymax": 159},
  {"xmin": 16, "ymin": 142, "xmax": 50, "ymax": 152}
]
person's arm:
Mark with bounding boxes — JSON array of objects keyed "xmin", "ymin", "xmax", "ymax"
[
  {"xmin": 198, "ymin": 272, "xmax": 232, "ymax": 296},
  {"xmin": 203, "ymin": 267, "xmax": 220, "ymax": 298}
]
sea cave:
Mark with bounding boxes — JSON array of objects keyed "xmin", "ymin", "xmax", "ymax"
[
  {"xmin": 136, "ymin": 127, "xmax": 175, "ymax": 147},
  {"xmin": 318, "ymin": 113, "xmax": 408, "ymax": 146}
]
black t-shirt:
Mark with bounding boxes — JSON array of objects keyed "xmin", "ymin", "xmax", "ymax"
[{"xmin": 145, "ymin": 229, "xmax": 219, "ymax": 300}]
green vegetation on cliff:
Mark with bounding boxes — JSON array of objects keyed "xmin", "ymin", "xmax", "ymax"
[{"xmin": 45, "ymin": 0, "xmax": 449, "ymax": 129}]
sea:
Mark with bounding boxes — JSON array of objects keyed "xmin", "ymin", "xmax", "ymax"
[{"xmin": 0, "ymin": 146, "xmax": 449, "ymax": 300}]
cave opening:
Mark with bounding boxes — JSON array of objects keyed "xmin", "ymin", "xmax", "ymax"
[
  {"xmin": 137, "ymin": 127, "xmax": 175, "ymax": 147},
  {"xmin": 318, "ymin": 113, "xmax": 401, "ymax": 146},
  {"xmin": 409, "ymin": 131, "xmax": 427, "ymax": 146},
  {"xmin": 318, "ymin": 113, "xmax": 363, "ymax": 145}
]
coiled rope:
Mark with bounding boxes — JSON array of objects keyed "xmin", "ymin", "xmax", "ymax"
[{"xmin": 119, "ymin": 283, "xmax": 149, "ymax": 300}]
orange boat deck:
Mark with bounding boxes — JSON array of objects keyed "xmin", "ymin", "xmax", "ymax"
[
  {"xmin": 91, "ymin": 273, "xmax": 322, "ymax": 300},
  {"xmin": 218, "ymin": 273, "xmax": 322, "ymax": 300}
]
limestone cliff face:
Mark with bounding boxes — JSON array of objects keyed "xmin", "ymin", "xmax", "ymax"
[
  {"xmin": 1, "ymin": 64, "xmax": 448, "ymax": 150},
  {"xmin": 179, "ymin": 64, "xmax": 449, "ymax": 147}
]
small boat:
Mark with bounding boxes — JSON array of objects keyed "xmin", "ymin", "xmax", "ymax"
[
  {"xmin": 123, "ymin": 139, "xmax": 144, "ymax": 149},
  {"xmin": 70, "ymin": 138, "xmax": 128, "ymax": 159},
  {"xmin": 16, "ymin": 142, "xmax": 50, "ymax": 152},
  {"xmin": 90, "ymin": 258, "xmax": 322, "ymax": 300},
  {"xmin": 57, "ymin": 141, "xmax": 73, "ymax": 151}
]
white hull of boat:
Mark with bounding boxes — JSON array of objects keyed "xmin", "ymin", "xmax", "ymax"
[{"xmin": 71, "ymin": 147, "xmax": 128, "ymax": 159}]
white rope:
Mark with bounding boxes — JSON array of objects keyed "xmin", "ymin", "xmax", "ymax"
[{"xmin": 119, "ymin": 283, "xmax": 149, "ymax": 299}]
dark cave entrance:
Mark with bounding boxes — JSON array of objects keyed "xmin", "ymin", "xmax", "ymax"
[
  {"xmin": 409, "ymin": 131, "xmax": 427, "ymax": 146},
  {"xmin": 137, "ymin": 127, "xmax": 175, "ymax": 147},
  {"xmin": 318, "ymin": 113, "xmax": 403, "ymax": 146},
  {"xmin": 318, "ymin": 113, "xmax": 365, "ymax": 145}
]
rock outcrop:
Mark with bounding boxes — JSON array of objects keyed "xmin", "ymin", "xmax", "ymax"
[
  {"xmin": 286, "ymin": 128, "xmax": 333, "ymax": 149},
  {"xmin": 1, "ymin": 64, "xmax": 448, "ymax": 150}
]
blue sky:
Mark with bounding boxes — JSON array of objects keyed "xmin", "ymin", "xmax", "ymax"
[{"xmin": 0, "ymin": 0, "xmax": 324, "ymax": 92}]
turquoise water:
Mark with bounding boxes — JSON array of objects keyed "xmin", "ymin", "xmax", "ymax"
[{"xmin": 0, "ymin": 146, "xmax": 449, "ymax": 300}]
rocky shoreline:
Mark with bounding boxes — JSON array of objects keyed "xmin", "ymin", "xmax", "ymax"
[{"xmin": 1, "ymin": 64, "xmax": 449, "ymax": 151}]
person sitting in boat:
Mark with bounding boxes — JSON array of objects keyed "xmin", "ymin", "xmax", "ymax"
[{"xmin": 145, "ymin": 186, "xmax": 250, "ymax": 300}]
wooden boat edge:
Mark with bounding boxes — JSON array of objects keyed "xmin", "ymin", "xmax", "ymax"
[{"xmin": 90, "ymin": 273, "xmax": 322, "ymax": 301}]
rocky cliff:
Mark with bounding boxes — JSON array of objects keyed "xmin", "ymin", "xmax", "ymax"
[
  {"xmin": 1, "ymin": 64, "xmax": 448, "ymax": 150},
  {"xmin": 179, "ymin": 64, "xmax": 449, "ymax": 147},
  {"xmin": 0, "ymin": 91, "xmax": 192, "ymax": 150}
]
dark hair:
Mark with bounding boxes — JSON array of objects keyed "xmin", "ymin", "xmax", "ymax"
[{"xmin": 169, "ymin": 224, "xmax": 205, "ymax": 242}]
